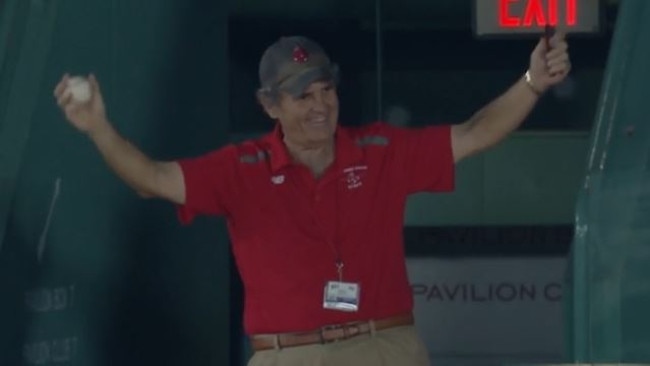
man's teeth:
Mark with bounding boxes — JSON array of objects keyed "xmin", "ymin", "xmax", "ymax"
[{"xmin": 309, "ymin": 116, "xmax": 326, "ymax": 124}]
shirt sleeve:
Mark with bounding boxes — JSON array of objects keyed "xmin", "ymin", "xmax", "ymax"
[
  {"xmin": 390, "ymin": 124, "xmax": 455, "ymax": 194},
  {"xmin": 175, "ymin": 145, "xmax": 238, "ymax": 224}
]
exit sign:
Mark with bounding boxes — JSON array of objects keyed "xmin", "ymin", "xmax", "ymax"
[{"xmin": 474, "ymin": 0, "xmax": 602, "ymax": 37}]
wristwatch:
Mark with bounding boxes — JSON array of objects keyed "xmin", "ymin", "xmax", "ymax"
[{"xmin": 524, "ymin": 70, "xmax": 544, "ymax": 96}]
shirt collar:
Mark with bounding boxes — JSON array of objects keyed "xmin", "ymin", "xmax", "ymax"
[{"xmin": 265, "ymin": 123, "xmax": 364, "ymax": 173}]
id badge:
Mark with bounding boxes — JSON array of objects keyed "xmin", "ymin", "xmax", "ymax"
[{"xmin": 323, "ymin": 281, "xmax": 360, "ymax": 312}]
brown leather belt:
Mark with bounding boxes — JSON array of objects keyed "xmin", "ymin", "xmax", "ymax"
[{"xmin": 250, "ymin": 313, "xmax": 414, "ymax": 351}]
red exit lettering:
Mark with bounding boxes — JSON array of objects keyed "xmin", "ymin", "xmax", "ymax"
[{"xmin": 499, "ymin": 0, "xmax": 577, "ymax": 28}]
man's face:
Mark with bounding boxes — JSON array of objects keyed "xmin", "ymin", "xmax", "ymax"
[{"xmin": 266, "ymin": 80, "xmax": 339, "ymax": 146}]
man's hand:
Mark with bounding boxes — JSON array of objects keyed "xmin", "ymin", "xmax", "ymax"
[
  {"xmin": 53, "ymin": 73, "xmax": 186, "ymax": 204},
  {"xmin": 527, "ymin": 30, "xmax": 571, "ymax": 94},
  {"xmin": 54, "ymin": 73, "xmax": 108, "ymax": 134}
]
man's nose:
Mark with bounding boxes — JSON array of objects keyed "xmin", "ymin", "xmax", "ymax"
[{"xmin": 311, "ymin": 91, "xmax": 328, "ymax": 111}]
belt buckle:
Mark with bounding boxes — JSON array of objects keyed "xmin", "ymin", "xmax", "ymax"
[{"xmin": 319, "ymin": 321, "xmax": 363, "ymax": 344}]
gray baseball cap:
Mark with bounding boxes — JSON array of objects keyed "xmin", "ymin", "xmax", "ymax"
[{"xmin": 258, "ymin": 36, "xmax": 339, "ymax": 98}]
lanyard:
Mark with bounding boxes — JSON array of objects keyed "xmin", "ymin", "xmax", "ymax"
[{"xmin": 288, "ymin": 158, "xmax": 344, "ymax": 281}]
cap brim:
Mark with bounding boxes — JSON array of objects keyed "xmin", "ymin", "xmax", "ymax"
[{"xmin": 278, "ymin": 64, "xmax": 339, "ymax": 97}]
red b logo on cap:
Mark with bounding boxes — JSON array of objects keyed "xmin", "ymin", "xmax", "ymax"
[{"xmin": 292, "ymin": 45, "xmax": 309, "ymax": 63}]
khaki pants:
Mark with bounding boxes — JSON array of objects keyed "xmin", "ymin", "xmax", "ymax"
[{"xmin": 247, "ymin": 325, "xmax": 430, "ymax": 366}]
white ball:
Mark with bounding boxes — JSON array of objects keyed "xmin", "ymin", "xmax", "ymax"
[{"xmin": 66, "ymin": 76, "xmax": 92, "ymax": 103}]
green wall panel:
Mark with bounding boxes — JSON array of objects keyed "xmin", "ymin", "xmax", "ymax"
[
  {"xmin": 0, "ymin": 1, "xmax": 230, "ymax": 365},
  {"xmin": 568, "ymin": 0, "xmax": 650, "ymax": 362}
]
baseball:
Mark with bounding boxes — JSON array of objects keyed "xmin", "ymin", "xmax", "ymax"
[{"xmin": 65, "ymin": 76, "xmax": 92, "ymax": 103}]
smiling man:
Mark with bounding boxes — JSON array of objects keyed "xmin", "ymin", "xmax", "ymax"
[
  {"xmin": 255, "ymin": 37, "xmax": 342, "ymax": 178},
  {"xmin": 54, "ymin": 33, "xmax": 570, "ymax": 366}
]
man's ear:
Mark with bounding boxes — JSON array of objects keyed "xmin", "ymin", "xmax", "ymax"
[{"xmin": 256, "ymin": 89, "xmax": 280, "ymax": 119}]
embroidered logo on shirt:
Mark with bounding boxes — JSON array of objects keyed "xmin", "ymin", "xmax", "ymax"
[
  {"xmin": 343, "ymin": 165, "xmax": 367, "ymax": 190},
  {"xmin": 271, "ymin": 175, "xmax": 285, "ymax": 185}
]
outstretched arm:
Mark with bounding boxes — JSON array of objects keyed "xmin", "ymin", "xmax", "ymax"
[
  {"xmin": 54, "ymin": 74, "xmax": 186, "ymax": 204},
  {"xmin": 451, "ymin": 31, "xmax": 571, "ymax": 163}
]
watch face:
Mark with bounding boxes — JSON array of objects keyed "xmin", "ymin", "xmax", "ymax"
[{"xmin": 473, "ymin": 0, "xmax": 602, "ymax": 38}]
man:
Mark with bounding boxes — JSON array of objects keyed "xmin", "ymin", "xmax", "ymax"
[{"xmin": 54, "ymin": 33, "xmax": 570, "ymax": 366}]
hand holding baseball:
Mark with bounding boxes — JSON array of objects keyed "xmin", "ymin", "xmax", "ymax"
[{"xmin": 54, "ymin": 74, "xmax": 107, "ymax": 134}]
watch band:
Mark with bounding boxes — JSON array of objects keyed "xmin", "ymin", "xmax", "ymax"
[{"xmin": 524, "ymin": 70, "xmax": 544, "ymax": 96}]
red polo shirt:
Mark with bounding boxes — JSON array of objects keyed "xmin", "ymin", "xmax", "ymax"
[{"xmin": 177, "ymin": 122, "xmax": 454, "ymax": 335}]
